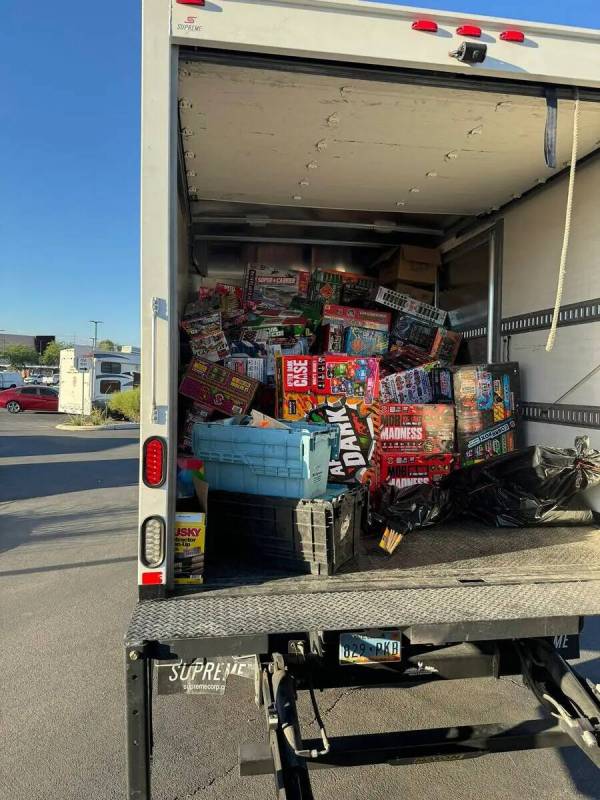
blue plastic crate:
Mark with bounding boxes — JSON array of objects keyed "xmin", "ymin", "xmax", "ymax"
[{"xmin": 192, "ymin": 421, "xmax": 339, "ymax": 499}]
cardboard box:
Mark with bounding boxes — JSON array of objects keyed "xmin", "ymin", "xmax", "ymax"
[
  {"xmin": 380, "ymin": 403, "xmax": 455, "ymax": 454},
  {"xmin": 179, "ymin": 358, "xmax": 260, "ymax": 416},
  {"xmin": 323, "ymin": 303, "xmax": 391, "ymax": 332},
  {"xmin": 453, "ymin": 363, "xmax": 520, "ymax": 466},
  {"xmin": 379, "ymin": 246, "xmax": 441, "ymax": 285},
  {"xmin": 380, "ymin": 365, "xmax": 453, "ymax": 404},
  {"xmin": 277, "ymin": 355, "xmax": 380, "ymax": 420},
  {"xmin": 379, "ymin": 453, "xmax": 454, "ymax": 489},
  {"xmin": 307, "ymin": 397, "xmax": 379, "ymax": 485},
  {"xmin": 344, "ymin": 326, "xmax": 389, "ymax": 356},
  {"xmin": 243, "ymin": 264, "xmax": 309, "ymax": 308},
  {"xmin": 175, "ymin": 479, "xmax": 207, "ymax": 585}
]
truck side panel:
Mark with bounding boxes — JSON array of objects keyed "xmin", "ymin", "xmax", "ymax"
[{"xmin": 138, "ymin": 0, "xmax": 179, "ymax": 591}]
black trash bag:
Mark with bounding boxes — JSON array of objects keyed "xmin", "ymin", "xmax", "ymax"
[
  {"xmin": 447, "ymin": 444, "xmax": 600, "ymax": 527},
  {"xmin": 369, "ymin": 482, "xmax": 455, "ymax": 539}
]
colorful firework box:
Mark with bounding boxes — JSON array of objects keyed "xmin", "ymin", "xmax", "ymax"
[
  {"xmin": 223, "ymin": 356, "xmax": 266, "ymax": 383},
  {"xmin": 179, "ymin": 358, "xmax": 260, "ymax": 416},
  {"xmin": 379, "ymin": 453, "xmax": 454, "ymax": 489},
  {"xmin": 321, "ymin": 322, "xmax": 346, "ymax": 353},
  {"xmin": 181, "ymin": 403, "xmax": 213, "ymax": 451},
  {"xmin": 453, "ymin": 363, "xmax": 520, "ymax": 466},
  {"xmin": 380, "ymin": 365, "xmax": 453, "ymax": 404},
  {"xmin": 243, "ymin": 264, "xmax": 309, "ymax": 309},
  {"xmin": 340, "ymin": 275, "xmax": 378, "ymax": 306},
  {"xmin": 323, "ymin": 304, "xmax": 391, "ymax": 332},
  {"xmin": 344, "ymin": 326, "xmax": 389, "ymax": 356},
  {"xmin": 390, "ymin": 314, "xmax": 462, "ymax": 365},
  {"xmin": 309, "ymin": 270, "xmax": 344, "ymax": 304},
  {"xmin": 306, "ymin": 397, "xmax": 380, "ymax": 485},
  {"xmin": 380, "ymin": 403, "xmax": 455, "ymax": 454},
  {"xmin": 276, "ymin": 355, "xmax": 380, "ymax": 420}
]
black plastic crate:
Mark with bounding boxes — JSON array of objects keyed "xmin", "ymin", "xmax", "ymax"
[{"xmin": 208, "ymin": 485, "xmax": 366, "ymax": 575}]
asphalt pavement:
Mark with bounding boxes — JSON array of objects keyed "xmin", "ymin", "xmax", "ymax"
[{"xmin": 1, "ymin": 410, "xmax": 600, "ymax": 800}]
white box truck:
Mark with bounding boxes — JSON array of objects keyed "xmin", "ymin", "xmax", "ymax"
[{"xmin": 127, "ymin": 2, "xmax": 600, "ymax": 797}]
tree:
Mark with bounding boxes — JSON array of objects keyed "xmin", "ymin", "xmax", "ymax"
[
  {"xmin": 3, "ymin": 345, "xmax": 38, "ymax": 370},
  {"xmin": 97, "ymin": 339, "xmax": 117, "ymax": 352},
  {"xmin": 40, "ymin": 340, "xmax": 70, "ymax": 366}
]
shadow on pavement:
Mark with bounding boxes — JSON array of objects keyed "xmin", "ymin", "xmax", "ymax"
[
  {"xmin": 0, "ymin": 458, "xmax": 138, "ymax": 501},
  {"xmin": 0, "ymin": 506, "xmax": 136, "ymax": 555},
  {"xmin": 0, "ymin": 434, "xmax": 137, "ymax": 459},
  {"xmin": 0, "ymin": 554, "xmax": 137, "ymax": 577}
]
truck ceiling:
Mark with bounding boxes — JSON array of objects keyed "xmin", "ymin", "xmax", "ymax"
[{"xmin": 178, "ymin": 59, "xmax": 600, "ymax": 216}]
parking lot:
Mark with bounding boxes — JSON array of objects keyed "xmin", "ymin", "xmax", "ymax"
[{"xmin": 1, "ymin": 410, "xmax": 600, "ymax": 800}]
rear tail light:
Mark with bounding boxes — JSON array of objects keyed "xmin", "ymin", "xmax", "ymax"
[
  {"xmin": 412, "ymin": 20, "xmax": 438, "ymax": 33},
  {"xmin": 500, "ymin": 29, "xmax": 525, "ymax": 42},
  {"xmin": 456, "ymin": 25, "xmax": 482, "ymax": 37},
  {"xmin": 143, "ymin": 437, "xmax": 166, "ymax": 487},
  {"xmin": 141, "ymin": 516, "xmax": 165, "ymax": 568},
  {"xmin": 176, "ymin": 0, "xmax": 205, "ymax": 5},
  {"xmin": 141, "ymin": 571, "xmax": 164, "ymax": 585}
]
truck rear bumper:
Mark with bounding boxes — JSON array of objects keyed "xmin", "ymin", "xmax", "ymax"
[{"xmin": 126, "ymin": 578, "xmax": 600, "ymax": 657}]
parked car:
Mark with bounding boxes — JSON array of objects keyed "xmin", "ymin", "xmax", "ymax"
[
  {"xmin": 0, "ymin": 386, "xmax": 59, "ymax": 413},
  {"xmin": 41, "ymin": 374, "xmax": 59, "ymax": 386},
  {"xmin": 0, "ymin": 371, "xmax": 24, "ymax": 390},
  {"xmin": 24, "ymin": 375, "xmax": 42, "ymax": 385}
]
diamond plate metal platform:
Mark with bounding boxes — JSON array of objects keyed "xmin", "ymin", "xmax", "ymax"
[{"xmin": 126, "ymin": 523, "xmax": 600, "ymax": 656}]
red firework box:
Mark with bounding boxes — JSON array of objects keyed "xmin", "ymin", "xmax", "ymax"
[
  {"xmin": 379, "ymin": 452, "xmax": 454, "ymax": 489},
  {"xmin": 322, "ymin": 304, "xmax": 391, "ymax": 332},
  {"xmin": 380, "ymin": 403, "xmax": 455, "ymax": 454},
  {"xmin": 276, "ymin": 355, "xmax": 380, "ymax": 420}
]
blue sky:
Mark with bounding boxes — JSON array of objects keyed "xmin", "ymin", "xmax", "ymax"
[{"xmin": 1, "ymin": 1, "xmax": 599, "ymax": 348}]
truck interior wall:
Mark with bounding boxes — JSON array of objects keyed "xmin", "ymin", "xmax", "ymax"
[
  {"xmin": 177, "ymin": 193, "xmax": 192, "ymax": 315},
  {"xmin": 194, "ymin": 242, "xmax": 376, "ymax": 292},
  {"xmin": 439, "ymin": 242, "xmax": 489, "ymax": 364},
  {"xmin": 502, "ymin": 157, "xmax": 600, "ymax": 316},
  {"xmin": 501, "ymin": 157, "xmax": 600, "ymax": 447}
]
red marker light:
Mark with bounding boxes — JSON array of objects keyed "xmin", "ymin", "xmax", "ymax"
[
  {"xmin": 176, "ymin": 0, "xmax": 205, "ymax": 5},
  {"xmin": 143, "ymin": 437, "xmax": 166, "ymax": 488},
  {"xmin": 412, "ymin": 20, "xmax": 438, "ymax": 33},
  {"xmin": 500, "ymin": 29, "xmax": 525, "ymax": 42},
  {"xmin": 456, "ymin": 25, "xmax": 482, "ymax": 37},
  {"xmin": 141, "ymin": 571, "xmax": 164, "ymax": 586}
]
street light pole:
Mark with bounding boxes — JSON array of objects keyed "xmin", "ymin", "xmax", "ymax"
[{"xmin": 90, "ymin": 320, "xmax": 103, "ymax": 349}]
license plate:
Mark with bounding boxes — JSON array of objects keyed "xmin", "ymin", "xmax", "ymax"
[{"xmin": 339, "ymin": 629, "xmax": 402, "ymax": 665}]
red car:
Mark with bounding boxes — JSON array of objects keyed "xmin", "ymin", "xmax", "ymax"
[{"xmin": 0, "ymin": 386, "xmax": 59, "ymax": 413}]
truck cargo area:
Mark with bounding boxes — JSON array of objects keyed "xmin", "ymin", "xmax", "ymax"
[
  {"xmin": 127, "ymin": 8, "xmax": 600, "ymax": 799},
  {"xmin": 167, "ymin": 52, "xmax": 600, "ymax": 614}
]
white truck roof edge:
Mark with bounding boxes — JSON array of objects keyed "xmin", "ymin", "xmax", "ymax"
[{"xmin": 171, "ymin": 0, "xmax": 600, "ymax": 89}]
